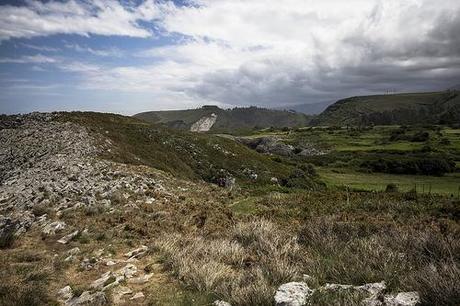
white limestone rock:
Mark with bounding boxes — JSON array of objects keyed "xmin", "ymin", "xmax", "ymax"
[{"xmin": 274, "ymin": 282, "xmax": 313, "ymax": 306}]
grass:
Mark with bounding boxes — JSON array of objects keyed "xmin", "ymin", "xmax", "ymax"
[
  {"xmin": 318, "ymin": 168, "xmax": 460, "ymax": 196},
  {"xmin": 153, "ymin": 220, "xmax": 304, "ymax": 306}
]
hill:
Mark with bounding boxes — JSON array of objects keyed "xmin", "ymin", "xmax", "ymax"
[
  {"xmin": 1, "ymin": 112, "xmax": 458, "ymax": 306},
  {"xmin": 274, "ymin": 101, "xmax": 333, "ymax": 115},
  {"xmin": 134, "ymin": 105, "xmax": 311, "ymax": 133},
  {"xmin": 312, "ymin": 90, "xmax": 460, "ymax": 126}
]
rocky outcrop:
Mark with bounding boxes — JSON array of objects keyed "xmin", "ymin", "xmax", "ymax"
[
  {"xmin": 237, "ymin": 136, "xmax": 325, "ymax": 157},
  {"xmin": 66, "ymin": 291, "xmax": 108, "ymax": 306},
  {"xmin": 274, "ymin": 280, "xmax": 420, "ymax": 306},
  {"xmin": 274, "ymin": 282, "xmax": 313, "ymax": 306},
  {"xmin": 190, "ymin": 113, "xmax": 217, "ymax": 132},
  {"xmin": 0, "ymin": 113, "xmax": 163, "ymax": 241}
]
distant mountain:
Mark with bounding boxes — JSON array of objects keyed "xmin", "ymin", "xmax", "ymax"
[
  {"xmin": 312, "ymin": 91, "xmax": 460, "ymax": 126},
  {"xmin": 134, "ymin": 106, "xmax": 311, "ymax": 132},
  {"xmin": 274, "ymin": 101, "xmax": 333, "ymax": 115}
]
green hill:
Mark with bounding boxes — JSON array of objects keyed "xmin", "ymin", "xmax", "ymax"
[
  {"xmin": 58, "ymin": 112, "xmax": 320, "ymax": 189},
  {"xmin": 312, "ymin": 91, "xmax": 460, "ymax": 126},
  {"xmin": 134, "ymin": 105, "xmax": 311, "ymax": 133}
]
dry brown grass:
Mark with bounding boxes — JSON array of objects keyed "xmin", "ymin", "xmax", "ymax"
[
  {"xmin": 151, "ymin": 190, "xmax": 460, "ymax": 306},
  {"xmin": 153, "ymin": 220, "xmax": 303, "ymax": 305}
]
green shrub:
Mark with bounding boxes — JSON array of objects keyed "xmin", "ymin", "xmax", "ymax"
[{"xmin": 385, "ymin": 183, "xmax": 399, "ymax": 193}]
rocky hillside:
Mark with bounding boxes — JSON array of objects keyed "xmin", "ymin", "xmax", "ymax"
[
  {"xmin": 312, "ymin": 91, "xmax": 460, "ymax": 126},
  {"xmin": 134, "ymin": 105, "xmax": 311, "ymax": 133},
  {"xmin": 1, "ymin": 112, "xmax": 456, "ymax": 306},
  {"xmin": 0, "ymin": 112, "xmax": 243, "ymax": 305}
]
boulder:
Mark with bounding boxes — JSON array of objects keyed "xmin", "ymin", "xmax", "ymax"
[
  {"xmin": 116, "ymin": 263, "xmax": 138, "ymax": 279},
  {"xmin": 66, "ymin": 291, "xmax": 107, "ymax": 306},
  {"xmin": 384, "ymin": 292, "xmax": 420, "ymax": 306},
  {"xmin": 130, "ymin": 292, "xmax": 145, "ymax": 300},
  {"xmin": 57, "ymin": 230, "xmax": 79, "ymax": 244},
  {"xmin": 90, "ymin": 271, "xmax": 116, "ymax": 290},
  {"xmin": 42, "ymin": 221, "xmax": 66, "ymax": 236},
  {"xmin": 66, "ymin": 247, "xmax": 81, "ymax": 256},
  {"xmin": 127, "ymin": 273, "xmax": 153, "ymax": 284},
  {"xmin": 124, "ymin": 246, "xmax": 148, "ymax": 259},
  {"xmin": 57, "ymin": 286, "xmax": 73, "ymax": 302},
  {"xmin": 112, "ymin": 286, "xmax": 133, "ymax": 304},
  {"xmin": 213, "ymin": 301, "xmax": 232, "ymax": 306},
  {"xmin": 274, "ymin": 282, "xmax": 313, "ymax": 306}
]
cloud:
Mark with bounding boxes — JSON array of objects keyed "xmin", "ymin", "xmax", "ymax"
[
  {"xmin": 21, "ymin": 43, "xmax": 60, "ymax": 52},
  {"xmin": 153, "ymin": 0, "xmax": 460, "ymax": 106},
  {"xmin": 69, "ymin": 0, "xmax": 458, "ymax": 108},
  {"xmin": 2, "ymin": 0, "xmax": 460, "ymax": 112},
  {"xmin": 0, "ymin": 54, "xmax": 58, "ymax": 64},
  {"xmin": 0, "ymin": 0, "xmax": 167, "ymax": 41},
  {"xmin": 64, "ymin": 43, "xmax": 124, "ymax": 57}
]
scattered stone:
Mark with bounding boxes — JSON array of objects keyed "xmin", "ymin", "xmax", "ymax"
[
  {"xmin": 124, "ymin": 246, "xmax": 148, "ymax": 259},
  {"xmin": 93, "ymin": 248, "xmax": 104, "ymax": 257},
  {"xmin": 130, "ymin": 292, "xmax": 145, "ymax": 300},
  {"xmin": 116, "ymin": 263, "xmax": 138, "ymax": 279},
  {"xmin": 80, "ymin": 257, "xmax": 98, "ymax": 270},
  {"xmin": 384, "ymin": 292, "xmax": 420, "ymax": 306},
  {"xmin": 66, "ymin": 291, "xmax": 107, "ymax": 306},
  {"xmin": 127, "ymin": 273, "xmax": 153, "ymax": 284},
  {"xmin": 57, "ymin": 230, "xmax": 79, "ymax": 244},
  {"xmin": 112, "ymin": 286, "xmax": 133, "ymax": 304},
  {"xmin": 274, "ymin": 282, "xmax": 313, "ymax": 306},
  {"xmin": 67, "ymin": 247, "xmax": 81, "ymax": 256},
  {"xmin": 42, "ymin": 221, "xmax": 66, "ymax": 236},
  {"xmin": 91, "ymin": 271, "xmax": 115, "ymax": 290},
  {"xmin": 213, "ymin": 300, "xmax": 232, "ymax": 306},
  {"xmin": 57, "ymin": 285, "xmax": 73, "ymax": 302}
]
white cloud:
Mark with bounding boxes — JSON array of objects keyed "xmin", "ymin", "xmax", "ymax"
[
  {"xmin": 2, "ymin": 0, "xmax": 460, "ymax": 111},
  {"xmin": 21, "ymin": 43, "xmax": 60, "ymax": 52},
  {"xmin": 69, "ymin": 0, "xmax": 459, "ymax": 108},
  {"xmin": 65, "ymin": 43, "xmax": 124, "ymax": 57},
  {"xmin": 0, "ymin": 0, "xmax": 167, "ymax": 41},
  {"xmin": 0, "ymin": 54, "xmax": 58, "ymax": 64}
]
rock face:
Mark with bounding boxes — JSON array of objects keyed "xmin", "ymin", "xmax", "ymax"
[
  {"xmin": 274, "ymin": 282, "xmax": 313, "ymax": 306},
  {"xmin": 190, "ymin": 113, "xmax": 217, "ymax": 132}
]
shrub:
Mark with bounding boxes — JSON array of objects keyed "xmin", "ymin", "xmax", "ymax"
[
  {"xmin": 385, "ymin": 183, "xmax": 399, "ymax": 193},
  {"xmin": 411, "ymin": 131, "xmax": 430, "ymax": 142},
  {"xmin": 360, "ymin": 155, "xmax": 456, "ymax": 176},
  {"xmin": 0, "ymin": 228, "xmax": 16, "ymax": 249}
]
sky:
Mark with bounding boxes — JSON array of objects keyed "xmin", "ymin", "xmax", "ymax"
[{"xmin": 0, "ymin": 0, "xmax": 460, "ymax": 115}]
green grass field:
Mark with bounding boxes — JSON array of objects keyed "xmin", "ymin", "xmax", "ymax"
[{"xmin": 318, "ymin": 168, "xmax": 460, "ymax": 196}]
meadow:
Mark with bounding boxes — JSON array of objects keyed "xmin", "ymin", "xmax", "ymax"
[{"xmin": 250, "ymin": 124, "xmax": 460, "ymax": 196}]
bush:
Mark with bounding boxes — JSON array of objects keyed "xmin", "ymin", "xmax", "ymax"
[
  {"xmin": 411, "ymin": 131, "xmax": 430, "ymax": 142},
  {"xmin": 360, "ymin": 155, "xmax": 456, "ymax": 176},
  {"xmin": 0, "ymin": 230, "xmax": 15, "ymax": 249},
  {"xmin": 385, "ymin": 183, "xmax": 399, "ymax": 193}
]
